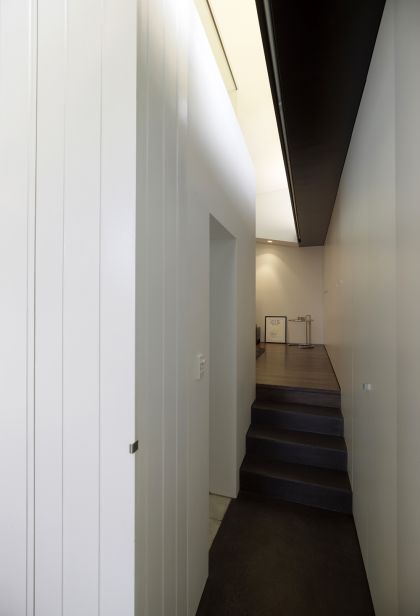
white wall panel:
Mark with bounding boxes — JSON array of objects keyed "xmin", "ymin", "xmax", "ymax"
[
  {"xmin": 135, "ymin": 0, "xmax": 187, "ymax": 612},
  {"xmin": 322, "ymin": 2, "xmax": 420, "ymax": 614},
  {"xmin": 35, "ymin": 0, "xmax": 65, "ymax": 612},
  {"xmin": 35, "ymin": 0, "xmax": 137, "ymax": 614},
  {"xmin": 3, "ymin": 0, "xmax": 254, "ymax": 614},
  {"xmin": 99, "ymin": 0, "xmax": 137, "ymax": 613},
  {"xmin": 134, "ymin": 0, "xmax": 151, "ymax": 611},
  {"xmin": 161, "ymin": 1, "xmax": 181, "ymax": 611},
  {"xmin": 173, "ymin": 4, "xmax": 190, "ymax": 614},
  {"xmin": 395, "ymin": 1, "xmax": 420, "ymax": 613},
  {"xmin": 62, "ymin": 1, "xmax": 101, "ymax": 611},
  {"xmin": 134, "ymin": 1, "xmax": 255, "ymax": 614},
  {"xmin": 0, "ymin": 1, "xmax": 36, "ymax": 614},
  {"xmin": 141, "ymin": 0, "xmax": 165, "ymax": 610}
]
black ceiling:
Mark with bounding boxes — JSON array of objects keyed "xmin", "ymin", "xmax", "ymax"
[{"xmin": 256, "ymin": 0, "xmax": 386, "ymax": 246}]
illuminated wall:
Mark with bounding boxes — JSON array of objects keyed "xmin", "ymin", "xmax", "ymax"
[{"xmin": 0, "ymin": 0, "xmax": 255, "ymax": 614}]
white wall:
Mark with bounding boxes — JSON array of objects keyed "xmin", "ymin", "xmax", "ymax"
[
  {"xmin": 325, "ymin": 1, "xmax": 420, "ymax": 614},
  {"xmin": 0, "ymin": 2, "xmax": 36, "ymax": 612},
  {"xmin": 1, "ymin": 0, "xmax": 254, "ymax": 614},
  {"xmin": 395, "ymin": 2, "xmax": 420, "ymax": 612},
  {"xmin": 134, "ymin": 2, "xmax": 255, "ymax": 615},
  {"xmin": 256, "ymin": 243, "xmax": 324, "ymax": 344},
  {"xmin": 0, "ymin": 0, "xmax": 137, "ymax": 614},
  {"xmin": 34, "ymin": 1, "xmax": 137, "ymax": 615}
]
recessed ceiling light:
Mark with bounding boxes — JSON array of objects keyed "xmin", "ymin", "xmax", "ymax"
[{"xmin": 267, "ymin": 240, "xmax": 273, "ymax": 243}]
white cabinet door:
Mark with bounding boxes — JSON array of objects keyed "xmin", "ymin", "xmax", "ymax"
[{"xmin": 34, "ymin": 1, "xmax": 137, "ymax": 614}]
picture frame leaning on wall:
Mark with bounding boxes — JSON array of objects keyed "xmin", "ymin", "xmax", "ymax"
[{"xmin": 265, "ymin": 315, "xmax": 287, "ymax": 343}]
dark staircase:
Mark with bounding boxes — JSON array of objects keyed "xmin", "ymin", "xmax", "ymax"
[{"xmin": 240, "ymin": 385, "xmax": 352, "ymax": 513}]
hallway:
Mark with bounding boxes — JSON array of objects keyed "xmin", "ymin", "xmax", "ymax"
[
  {"xmin": 197, "ymin": 343, "xmax": 372, "ymax": 614},
  {"xmin": 197, "ymin": 493, "xmax": 373, "ymax": 615},
  {"xmin": 2, "ymin": 1, "xmax": 420, "ymax": 613}
]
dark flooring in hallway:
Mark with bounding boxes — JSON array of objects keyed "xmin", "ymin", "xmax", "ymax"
[
  {"xmin": 197, "ymin": 493, "xmax": 374, "ymax": 616},
  {"xmin": 256, "ymin": 344, "xmax": 340, "ymax": 392}
]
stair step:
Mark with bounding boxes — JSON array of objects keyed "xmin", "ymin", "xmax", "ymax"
[
  {"xmin": 240, "ymin": 456, "xmax": 352, "ymax": 514},
  {"xmin": 246, "ymin": 426, "xmax": 347, "ymax": 471},
  {"xmin": 256, "ymin": 384, "xmax": 341, "ymax": 408},
  {"xmin": 252, "ymin": 400, "xmax": 343, "ymax": 436}
]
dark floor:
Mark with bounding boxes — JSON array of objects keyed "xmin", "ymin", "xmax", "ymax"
[
  {"xmin": 197, "ymin": 493, "xmax": 374, "ymax": 616},
  {"xmin": 256, "ymin": 346, "xmax": 265, "ymax": 359},
  {"xmin": 256, "ymin": 344, "xmax": 340, "ymax": 392}
]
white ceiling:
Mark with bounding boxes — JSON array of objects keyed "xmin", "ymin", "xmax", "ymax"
[{"xmin": 196, "ymin": 0, "xmax": 297, "ymax": 243}]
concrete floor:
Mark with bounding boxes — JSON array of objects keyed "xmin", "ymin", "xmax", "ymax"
[{"xmin": 198, "ymin": 493, "xmax": 374, "ymax": 615}]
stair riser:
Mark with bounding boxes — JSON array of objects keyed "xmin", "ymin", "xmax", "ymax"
[
  {"xmin": 256, "ymin": 385, "xmax": 340, "ymax": 409},
  {"xmin": 246, "ymin": 436, "xmax": 347, "ymax": 471},
  {"xmin": 240, "ymin": 471, "xmax": 352, "ymax": 514},
  {"xmin": 251, "ymin": 408, "xmax": 343, "ymax": 437}
]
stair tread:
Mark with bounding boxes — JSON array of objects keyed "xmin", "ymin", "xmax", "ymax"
[
  {"xmin": 248, "ymin": 425, "xmax": 346, "ymax": 452},
  {"xmin": 252, "ymin": 400, "xmax": 342, "ymax": 419},
  {"xmin": 241, "ymin": 456, "xmax": 351, "ymax": 492}
]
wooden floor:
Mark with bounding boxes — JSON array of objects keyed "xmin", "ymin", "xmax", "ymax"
[{"xmin": 256, "ymin": 343, "xmax": 340, "ymax": 392}]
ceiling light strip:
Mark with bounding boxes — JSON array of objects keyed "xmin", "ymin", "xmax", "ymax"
[{"xmin": 261, "ymin": 0, "xmax": 301, "ymax": 243}]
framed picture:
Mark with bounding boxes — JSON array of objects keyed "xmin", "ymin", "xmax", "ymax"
[{"xmin": 265, "ymin": 315, "xmax": 287, "ymax": 343}]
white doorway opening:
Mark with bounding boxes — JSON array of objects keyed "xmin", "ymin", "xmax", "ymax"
[{"xmin": 209, "ymin": 215, "xmax": 237, "ymax": 500}]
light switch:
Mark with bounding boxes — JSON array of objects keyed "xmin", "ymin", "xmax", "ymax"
[
  {"xmin": 195, "ymin": 354, "xmax": 206, "ymax": 380},
  {"xmin": 362, "ymin": 383, "xmax": 372, "ymax": 391}
]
